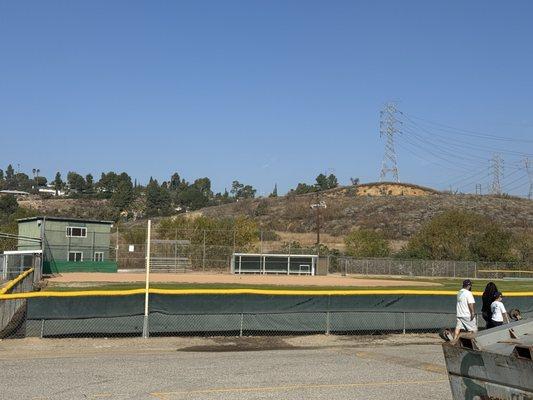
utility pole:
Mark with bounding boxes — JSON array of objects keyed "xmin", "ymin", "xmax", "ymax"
[
  {"xmin": 379, "ymin": 102, "xmax": 401, "ymax": 182},
  {"xmin": 489, "ymin": 153, "xmax": 504, "ymax": 195},
  {"xmin": 310, "ymin": 193, "xmax": 327, "ymax": 247},
  {"xmin": 475, "ymin": 184, "xmax": 482, "ymax": 195},
  {"xmin": 524, "ymin": 158, "xmax": 533, "ymax": 200}
]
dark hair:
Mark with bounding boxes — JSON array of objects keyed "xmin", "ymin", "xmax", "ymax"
[
  {"xmin": 483, "ymin": 282, "xmax": 498, "ymax": 299},
  {"xmin": 482, "ymin": 282, "xmax": 499, "ymax": 314}
]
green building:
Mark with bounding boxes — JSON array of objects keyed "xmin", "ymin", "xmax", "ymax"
[{"xmin": 17, "ymin": 216, "xmax": 117, "ymax": 274}]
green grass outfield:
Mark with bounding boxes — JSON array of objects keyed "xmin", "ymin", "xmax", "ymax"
[{"xmin": 44, "ymin": 277, "xmax": 533, "ymax": 293}]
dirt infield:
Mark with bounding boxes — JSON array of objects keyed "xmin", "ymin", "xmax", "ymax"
[{"xmin": 46, "ymin": 272, "xmax": 441, "ymax": 287}]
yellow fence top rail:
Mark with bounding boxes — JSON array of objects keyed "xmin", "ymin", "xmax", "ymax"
[
  {"xmin": 1, "ymin": 286, "xmax": 533, "ymax": 300},
  {"xmin": 0, "ymin": 268, "xmax": 34, "ymax": 295}
]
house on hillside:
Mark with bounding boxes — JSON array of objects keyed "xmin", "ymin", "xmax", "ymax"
[{"xmin": 17, "ymin": 216, "xmax": 117, "ymax": 274}]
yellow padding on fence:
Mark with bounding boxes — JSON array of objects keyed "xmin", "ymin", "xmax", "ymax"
[
  {"xmin": 1, "ymin": 287, "xmax": 533, "ymax": 300},
  {"xmin": 0, "ymin": 268, "xmax": 34, "ymax": 295}
]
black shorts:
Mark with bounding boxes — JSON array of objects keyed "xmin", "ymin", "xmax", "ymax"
[{"xmin": 491, "ymin": 320, "xmax": 503, "ymax": 327}]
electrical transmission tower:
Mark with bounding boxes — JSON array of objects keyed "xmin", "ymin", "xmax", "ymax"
[
  {"xmin": 379, "ymin": 102, "xmax": 401, "ymax": 182},
  {"xmin": 489, "ymin": 153, "xmax": 504, "ymax": 195},
  {"xmin": 524, "ymin": 158, "xmax": 532, "ymax": 200}
]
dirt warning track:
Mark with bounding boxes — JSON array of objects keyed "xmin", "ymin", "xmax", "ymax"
[{"xmin": 46, "ymin": 272, "xmax": 441, "ymax": 287}]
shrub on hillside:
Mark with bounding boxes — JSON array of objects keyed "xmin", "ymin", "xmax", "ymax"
[
  {"xmin": 402, "ymin": 210, "xmax": 514, "ymax": 262},
  {"xmin": 158, "ymin": 215, "xmax": 258, "ymax": 250},
  {"xmin": 344, "ymin": 229, "xmax": 390, "ymax": 258},
  {"xmin": 514, "ymin": 231, "xmax": 533, "ymax": 263}
]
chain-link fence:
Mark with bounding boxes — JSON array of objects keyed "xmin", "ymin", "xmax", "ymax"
[
  {"xmin": 0, "ymin": 269, "xmax": 34, "ymax": 338},
  {"xmin": 330, "ymin": 256, "xmax": 533, "ymax": 279},
  {"xmin": 7, "ymin": 223, "xmax": 531, "ymax": 278},
  {"xmin": 23, "ymin": 310, "xmax": 464, "ymax": 339},
  {"xmin": 23, "ymin": 309, "xmax": 533, "ymax": 339}
]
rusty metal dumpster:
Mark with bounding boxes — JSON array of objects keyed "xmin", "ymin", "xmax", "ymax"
[{"xmin": 442, "ymin": 319, "xmax": 533, "ymax": 400}]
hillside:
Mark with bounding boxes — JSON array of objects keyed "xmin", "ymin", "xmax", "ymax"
[
  {"xmin": 18, "ymin": 198, "xmax": 118, "ymax": 221},
  {"xmin": 197, "ymin": 185, "xmax": 533, "ymax": 240},
  {"xmin": 17, "ymin": 183, "xmax": 533, "ymax": 243}
]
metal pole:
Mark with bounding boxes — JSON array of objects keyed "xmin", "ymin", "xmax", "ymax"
[
  {"xmin": 142, "ymin": 220, "xmax": 151, "ymax": 338},
  {"xmin": 174, "ymin": 228, "xmax": 178, "ymax": 273},
  {"xmin": 316, "ymin": 204, "xmax": 320, "ymax": 246},
  {"xmin": 403, "ymin": 312, "xmax": 406, "ymax": 334},
  {"xmin": 115, "ymin": 225, "xmax": 119, "ymax": 263},
  {"xmin": 239, "ymin": 313, "xmax": 244, "ymax": 337},
  {"xmin": 92, "ymin": 231, "xmax": 95, "ymax": 261},
  {"xmin": 233, "ymin": 229, "xmax": 236, "ymax": 254},
  {"xmin": 344, "ymin": 258, "xmax": 347, "ymax": 276},
  {"xmin": 202, "ymin": 230, "xmax": 206, "ymax": 271}
]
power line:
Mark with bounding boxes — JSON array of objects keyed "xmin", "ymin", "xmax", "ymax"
[
  {"xmin": 401, "ymin": 115, "xmax": 532, "ymax": 158},
  {"xmin": 524, "ymin": 158, "xmax": 532, "ymax": 200},
  {"xmin": 379, "ymin": 102, "xmax": 401, "ymax": 182},
  {"xmin": 402, "ymin": 112, "xmax": 533, "ymax": 144},
  {"xmin": 489, "ymin": 153, "xmax": 504, "ymax": 195}
]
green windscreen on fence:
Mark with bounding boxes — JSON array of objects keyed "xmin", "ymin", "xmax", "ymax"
[{"xmin": 24, "ymin": 294, "xmax": 533, "ymax": 337}]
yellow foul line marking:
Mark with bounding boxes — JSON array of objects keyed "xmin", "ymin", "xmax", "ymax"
[{"xmin": 150, "ymin": 378, "xmax": 448, "ymax": 398}]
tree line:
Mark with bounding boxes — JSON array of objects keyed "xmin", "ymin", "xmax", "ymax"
[{"xmin": 0, "ymin": 164, "xmax": 344, "ymax": 217}]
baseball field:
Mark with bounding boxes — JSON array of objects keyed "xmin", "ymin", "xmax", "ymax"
[{"xmin": 43, "ymin": 272, "xmax": 533, "ymax": 293}]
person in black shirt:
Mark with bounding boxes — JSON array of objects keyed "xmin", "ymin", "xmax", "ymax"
[{"xmin": 481, "ymin": 282, "xmax": 498, "ymax": 329}]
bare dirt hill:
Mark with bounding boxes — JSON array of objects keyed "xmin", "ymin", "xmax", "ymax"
[
  {"xmin": 17, "ymin": 184, "xmax": 533, "ymax": 242},
  {"xmin": 198, "ymin": 185, "xmax": 533, "ymax": 240}
]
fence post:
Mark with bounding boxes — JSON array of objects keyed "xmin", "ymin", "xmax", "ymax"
[
  {"xmin": 403, "ymin": 312, "xmax": 406, "ymax": 335},
  {"xmin": 343, "ymin": 258, "xmax": 347, "ymax": 276},
  {"xmin": 142, "ymin": 220, "xmax": 151, "ymax": 339},
  {"xmin": 40, "ymin": 319, "xmax": 45, "ymax": 339},
  {"xmin": 326, "ymin": 311, "xmax": 330, "ymax": 335},
  {"xmin": 202, "ymin": 230, "xmax": 206, "ymax": 271},
  {"xmin": 239, "ymin": 313, "xmax": 244, "ymax": 337},
  {"xmin": 115, "ymin": 225, "xmax": 119, "ymax": 264}
]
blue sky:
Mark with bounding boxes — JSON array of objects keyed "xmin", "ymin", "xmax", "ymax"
[{"xmin": 1, "ymin": 1, "xmax": 532, "ymax": 196}]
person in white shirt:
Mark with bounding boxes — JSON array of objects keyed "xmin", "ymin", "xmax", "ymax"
[
  {"xmin": 454, "ymin": 279, "xmax": 477, "ymax": 341},
  {"xmin": 490, "ymin": 292, "xmax": 510, "ymax": 327}
]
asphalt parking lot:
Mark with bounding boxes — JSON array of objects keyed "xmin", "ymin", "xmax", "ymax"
[{"xmin": 0, "ymin": 335, "xmax": 452, "ymax": 400}]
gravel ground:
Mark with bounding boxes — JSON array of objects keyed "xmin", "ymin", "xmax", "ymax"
[{"xmin": 0, "ymin": 334, "xmax": 452, "ymax": 400}]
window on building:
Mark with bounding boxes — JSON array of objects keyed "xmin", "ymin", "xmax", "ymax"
[
  {"xmin": 66, "ymin": 227, "xmax": 87, "ymax": 238},
  {"xmin": 68, "ymin": 251, "xmax": 83, "ymax": 262},
  {"xmin": 94, "ymin": 252, "xmax": 104, "ymax": 262}
]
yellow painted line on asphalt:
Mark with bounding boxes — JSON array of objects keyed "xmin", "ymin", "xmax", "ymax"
[
  {"xmin": 150, "ymin": 378, "xmax": 448, "ymax": 399},
  {"xmin": 354, "ymin": 351, "xmax": 447, "ymax": 375},
  {"xmin": 31, "ymin": 394, "xmax": 130, "ymax": 400}
]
